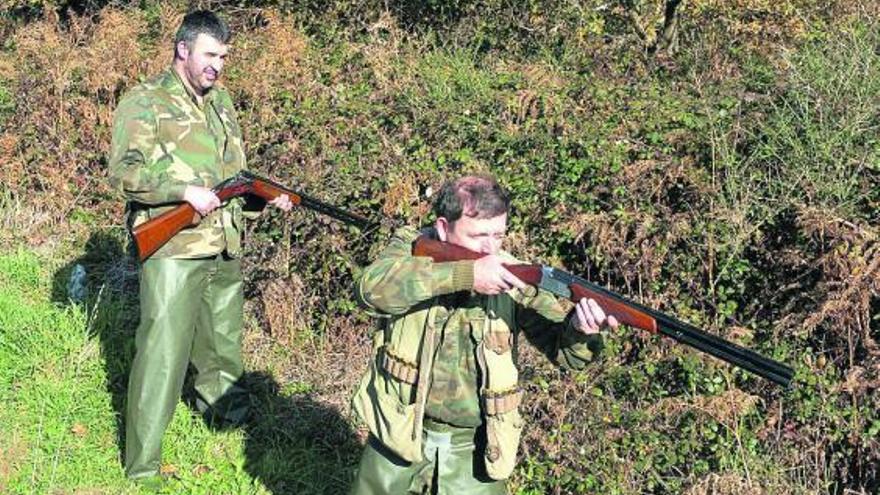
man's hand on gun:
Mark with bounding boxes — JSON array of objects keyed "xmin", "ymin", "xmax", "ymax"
[
  {"xmin": 473, "ymin": 254, "xmax": 528, "ymax": 295},
  {"xmin": 472, "ymin": 255, "xmax": 618, "ymax": 333},
  {"xmin": 269, "ymin": 194, "xmax": 293, "ymax": 211},
  {"xmin": 185, "ymin": 185, "xmax": 294, "ymax": 215},
  {"xmin": 572, "ymin": 297, "xmax": 619, "ymax": 334},
  {"xmin": 184, "ymin": 185, "xmax": 220, "ymax": 216}
]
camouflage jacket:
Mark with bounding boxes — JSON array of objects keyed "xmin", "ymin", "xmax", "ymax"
[
  {"xmin": 351, "ymin": 226, "xmax": 603, "ymax": 480},
  {"xmin": 109, "ymin": 68, "xmax": 249, "ymax": 258}
]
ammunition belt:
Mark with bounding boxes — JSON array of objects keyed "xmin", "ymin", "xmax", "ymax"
[
  {"xmin": 380, "ymin": 346, "xmax": 419, "ymax": 385},
  {"xmin": 482, "ymin": 388, "xmax": 522, "ymax": 415}
]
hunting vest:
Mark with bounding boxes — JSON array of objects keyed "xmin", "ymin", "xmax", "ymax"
[{"xmin": 352, "ymin": 290, "xmax": 525, "ymax": 480}]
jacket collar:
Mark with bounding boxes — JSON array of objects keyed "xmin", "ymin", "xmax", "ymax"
[{"xmin": 162, "ymin": 67, "xmax": 216, "ymax": 108}]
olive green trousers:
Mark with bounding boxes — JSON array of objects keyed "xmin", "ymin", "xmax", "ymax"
[
  {"xmin": 125, "ymin": 256, "xmax": 248, "ymax": 479},
  {"xmin": 350, "ymin": 422, "xmax": 507, "ymax": 495}
]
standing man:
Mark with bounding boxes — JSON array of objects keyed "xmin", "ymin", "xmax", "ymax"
[
  {"xmin": 350, "ymin": 175, "xmax": 618, "ymax": 494},
  {"xmin": 108, "ymin": 10, "xmax": 290, "ymax": 485}
]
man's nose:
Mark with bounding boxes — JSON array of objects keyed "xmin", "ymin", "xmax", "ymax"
[{"xmin": 482, "ymin": 239, "xmax": 500, "ymax": 255}]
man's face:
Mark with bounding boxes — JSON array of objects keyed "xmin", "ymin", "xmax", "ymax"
[
  {"xmin": 177, "ymin": 33, "xmax": 228, "ymax": 96},
  {"xmin": 436, "ymin": 213, "xmax": 507, "ymax": 255}
]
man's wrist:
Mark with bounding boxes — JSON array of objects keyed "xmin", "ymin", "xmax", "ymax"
[{"xmin": 167, "ymin": 182, "xmax": 190, "ymax": 202}]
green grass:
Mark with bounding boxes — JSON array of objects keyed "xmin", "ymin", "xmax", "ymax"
[
  {"xmin": 0, "ymin": 250, "xmax": 136, "ymax": 493},
  {"xmin": 0, "ymin": 249, "xmax": 358, "ymax": 494}
]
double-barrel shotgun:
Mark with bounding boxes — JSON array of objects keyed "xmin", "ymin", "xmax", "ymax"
[
  {"xmin": 130, "ymin": 170, "xmax": 373, "ymax": 262},
  {"xmin": 412, "ymin": 235, "xmax": 794, "ymax": 387}
]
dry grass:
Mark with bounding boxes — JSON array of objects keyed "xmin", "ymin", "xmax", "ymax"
[
  {"xmin": 687, "ymin": 0, "xmax": 811, "ymax": 47},
  {"xmin": 242, "ymin": 310, "xmax": 373, "ymax": 416},
  {"xmin": 82, "ymin": 10, "xmax": 150, "ymax": 99},
  {"xmin": 1, "ymin": 8, "xmax": 156, "ymax": 236},
  {"xmin": 797, "ymin": 208, "xmax": 880, "ymax": 378},
  {"xmin": 0, "ymin": 430, "xmax": 27, "ymax": 492},
  {"xmin": 685, "ymin": 472, "xmax": 765, "ymax": 495},
  {"xmin": 357, "ymin": 11, "xmax": 408, "ymax": 90},
  {"xmin": 381, "ymin": 172, "xmax": 428, "ymax": 219},
  {"xmin": 261, "ymin": 275, "xmax": 312, "ymax": 347},
  {"xmin": 649, "ymin": 388, "xmax": 761, "ymax": 426},
  {"xmin": 230, "ymin": 10, "xmax": 308, "ymax": 139}
]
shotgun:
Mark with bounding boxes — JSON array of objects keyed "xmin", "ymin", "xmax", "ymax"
[
  {"xmin": 412, "ymin": 235, "xmax": 794, "ymax": 387},
  {"xmin": 131, "ymin": 170, "xmax": 373, "ymax": 261}
]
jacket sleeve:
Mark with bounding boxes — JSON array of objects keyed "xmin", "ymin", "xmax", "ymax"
[
  {"xmin": 514, "ymin": 288, "xmax": 604, "ymax": 370},
  {"xmin": 357, "ymin": 227, "xmax": 475, "ymax": 315},
  {"xmin": 108, "ymin": 94, "xmax": 189, "ymax": 204}
]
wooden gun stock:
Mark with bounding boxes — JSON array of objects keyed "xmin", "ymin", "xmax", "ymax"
[
  {"xmin": 131, "ymin": 171, "xmax": 373, "ymax": 262},
  {"xmin": 131, "ymin": 203, "xmax": 202, "ymax": 261},
  {"xmin": 412, "ymin": 235, "xmax": 794, "ymax": 387},
  {"xmin": 412, "ymin": 236, "xmax": 657, "ymax": 329}
]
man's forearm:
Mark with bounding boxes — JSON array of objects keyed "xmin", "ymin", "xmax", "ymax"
[
  {"xmin": 357, "ymin": 257, "xmax": 474, "ymax": 315},
  {"xmin": 109, "ymin": 154, "xmax": 189, "ymax": 205}
]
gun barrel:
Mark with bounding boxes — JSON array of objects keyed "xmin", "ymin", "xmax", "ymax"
[
  {"xmin": 296, "ymin": 194, "xmax": 375, "ymax": 230},
  {"xmin": 562, "ymin": 270, "xmax": 793, "ymax": 387},
  {"xmin": 655, "ymin": 314, "xmax": 793, "ymax": 387},
  {"xmin": 241, "ymin": 170, "xmax": 375, "ymax": 230},
  {"xmin": 411, "ymin": 235, "xmax": 794, "ymax": 387}
]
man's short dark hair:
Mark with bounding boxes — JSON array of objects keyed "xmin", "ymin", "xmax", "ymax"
[
  {"xmin": 174, "ymin": 10, "xmax": 231, "ymax": 49},
  {"xmin": 433, "ymin": 175, "xmax": 510, "ymax": 223}
]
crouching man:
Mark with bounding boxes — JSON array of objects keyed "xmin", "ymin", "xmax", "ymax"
[{"xmin": 351, "ymin": 174, "xmax": 617, "ymax": 494}]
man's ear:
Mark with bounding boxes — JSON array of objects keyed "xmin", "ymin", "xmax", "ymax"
[
  {"xmin": 435, "ymin": 217, "xmax": 449, "ymax": 242},
  {"xmin": 175, "ymin": 40, "xmax": 189, "ymax": 61}
]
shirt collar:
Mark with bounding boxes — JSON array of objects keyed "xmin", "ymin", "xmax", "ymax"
[{"xmin": 164, "ymin": 67, "xmax": 216, "ymax": 108}]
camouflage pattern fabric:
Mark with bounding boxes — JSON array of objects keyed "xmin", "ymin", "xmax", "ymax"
[
  {"xmin": 425, "ymin": 287, "xmax": 598, "ymax": 427},
  {"xmin": 356, "ymin": 227, "xmax": 475, "ymax": 316},
  {"xmin": 109, "ymin": 68, "xmax": 248, "ymax": 258},
  {"xmin": 357, "ymin": 226, "xmax": 603, "ymax": 428}
]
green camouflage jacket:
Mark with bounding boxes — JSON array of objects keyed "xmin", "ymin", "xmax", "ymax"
[
  {"xmin": 109, "ymin": 68, "xmax": 248, "ymax": 258},
  {"xmin": 352, "ymin": 226, "xmax": 603, "ymax": 480}
]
